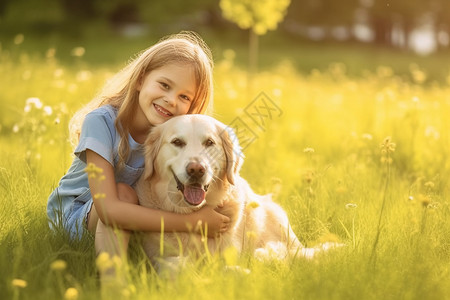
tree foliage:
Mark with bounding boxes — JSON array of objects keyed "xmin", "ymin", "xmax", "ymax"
[{"xmin": 219, "ymin": 0, "xmax": 291, "ymax": 35}]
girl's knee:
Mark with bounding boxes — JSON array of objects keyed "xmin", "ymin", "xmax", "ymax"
[{"xmin": 117, "ymin": 183, "xmax": 139, "ymax": 204}]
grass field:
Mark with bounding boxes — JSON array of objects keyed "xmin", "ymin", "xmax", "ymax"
[{"xmin": 1, "ymin": 32, "xmax": 450, "ymax": 300}]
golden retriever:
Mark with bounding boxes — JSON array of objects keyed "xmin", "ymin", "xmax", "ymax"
[{"xmin": 135, "ymin": 115, "xmax": 332, "ymax": 267}]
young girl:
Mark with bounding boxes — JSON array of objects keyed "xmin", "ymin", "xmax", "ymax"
[{"xmin": 47, "ymin": 32, "xmax": 230, "ymax": 263}]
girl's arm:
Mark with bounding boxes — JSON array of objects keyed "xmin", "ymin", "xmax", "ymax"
[{"xmin": 86, "ymin": 149, "xmax": 230, "ymax": 235}]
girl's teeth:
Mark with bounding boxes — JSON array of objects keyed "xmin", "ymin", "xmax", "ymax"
[{"xmin": 155, "ymin": 105, "xmax": 171, "ymax": 116}]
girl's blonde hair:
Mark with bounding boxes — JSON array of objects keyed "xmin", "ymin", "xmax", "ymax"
[{"xmin": 69, "ymin": 31, "xmax": 214, "ymax": 168}]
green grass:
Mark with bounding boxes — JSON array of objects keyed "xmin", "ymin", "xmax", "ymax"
[{"xmin": 1, "ymin": 32, "xmax": 450, "ymax": 299}]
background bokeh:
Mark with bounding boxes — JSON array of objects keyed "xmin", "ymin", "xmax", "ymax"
[{"xmin": 1, "ymin": 1, "xmax": 450, "ymax": 300}]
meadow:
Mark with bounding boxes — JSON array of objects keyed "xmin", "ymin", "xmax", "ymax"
[{"xmin": 1, "ymin": 33, "xmax": 450, "ymax": 300}]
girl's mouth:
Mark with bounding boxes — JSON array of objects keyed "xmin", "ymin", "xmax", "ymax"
[{"xmin": 153, "ymin": 103, "xmax": 173, "ymax": 117}]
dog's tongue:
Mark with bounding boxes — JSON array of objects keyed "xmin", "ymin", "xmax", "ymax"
[{"xmin": 184, "ymin": 185, "xmax": 205, "ymax": 206}]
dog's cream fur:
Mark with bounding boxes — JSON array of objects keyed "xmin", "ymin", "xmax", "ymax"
[{"xmin": 135, "ymin": 115, "xmax": 313, "ymax": 265}]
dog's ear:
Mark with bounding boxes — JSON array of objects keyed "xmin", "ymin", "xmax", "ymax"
[
  {"xmin": 142, "ymin": 126, "xmax": 162, "ymax": 180},
  {"xmin": 219, "ymin": 124, "xmax": 243, "ymax": 185}
]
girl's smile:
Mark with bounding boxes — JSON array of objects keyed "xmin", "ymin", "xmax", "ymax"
[{"xmin": 153, "ymin": 103, "xmax": 173, "ymax": 117}]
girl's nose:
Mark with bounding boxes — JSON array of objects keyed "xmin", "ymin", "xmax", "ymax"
[{"xmin": 164, "ymin": 93, "xmax": 176, "ymax": 106}]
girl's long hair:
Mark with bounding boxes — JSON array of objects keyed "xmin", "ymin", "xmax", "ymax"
[{"xmin": 69, "ymin": 31, "xmax": 214, "ymax": 169}]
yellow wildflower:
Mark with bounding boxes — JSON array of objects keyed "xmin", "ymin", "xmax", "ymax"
[
  {"xmin": 223, "ymin": 246, "xmax": 238, "ymax": 266},
  {"xmin": 418, "ymin": 194, "xmax": 431, "ymax": 208},
  {"xmin": 96, "ymin": 252, "xmax": 113, "ymax": 273},
  {"xmin": 93, "ymin": 193, "xmax": 106, "ymax": 200},
  {"xmin": 50, "ymin": 259, "xmax": 67, "ymax": 271},
  {"xmin": 246, "ymin": 231, "xmax": 257, "ymax": 240},
  {"xmin": 246, "ymin": 201, "xmax": 259, "ymax": 209},
  {"xmin": 12, "ymin": 279, "xmax": 27, "ymax": 288},
  {"xmin": 64, "ymin": 287, "xmax": 79, "ymax": 300}
]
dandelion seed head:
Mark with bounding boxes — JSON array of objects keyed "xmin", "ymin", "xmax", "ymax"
[
  {"xmin": 43, "ymin": 106, "xmax": 53, "ymax": 116},
  {"xmin": 345, "ymin": 203, "xmax": 357, "ymax": 210},
  {"xmin": 362, "ymin": 133, "xmax": 373, "ymax": 140},
  {"xmin": 12, "ymin": 124, "xmax": 19, "ymax": 133},
  {"xmin": 26, "ymin": 97, "xmax": 43, "ymax": 109},
  {"xmin": 303, "ymin": 147, "xmax": 315, "ymax": 154},
  {"xmin": 425, "ymin": 126, "xmax": 440, "ymax": 140}
]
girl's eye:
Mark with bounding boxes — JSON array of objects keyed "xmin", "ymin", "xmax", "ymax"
[
  {"xmin": 171, "ymin": 138, "xmax": 185, "ymax": 147},
  {"xmin": 205, "ymin": 138, "xmax": 215, "ymax": 147},
  {"xmin": 160, "ymin": 82, "xmax": 169, "ymax": 89},
  {"xmin": 180, "ymin": 95, "xmax": 191, "ymax": 101}
]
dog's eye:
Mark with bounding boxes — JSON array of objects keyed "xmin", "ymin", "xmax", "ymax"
[
  {"xmin": 171, "ymin": 138, "xmax": 185, "ymax": 147},
  {"xmin": 204, "ymin": 138, "xmax": 215, "ymax": 147}
]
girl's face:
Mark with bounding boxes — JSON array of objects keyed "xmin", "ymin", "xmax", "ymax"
[{"xmin": 136, "ymin": 63, "xmax": 196, "ymax": 127}]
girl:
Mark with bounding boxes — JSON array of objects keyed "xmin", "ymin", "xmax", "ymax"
[{"xmin": 47, "ymin": 32, "xmax": 230, "ymax": 264}]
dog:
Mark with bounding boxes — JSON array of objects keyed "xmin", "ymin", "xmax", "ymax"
[{"xmin": 135, "ymin": 114, "xmax": 332, "ymax": 268}]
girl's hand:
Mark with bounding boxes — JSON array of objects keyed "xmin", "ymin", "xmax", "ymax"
[{"xmin": 190, "ymin": 205, "xmax": 230, "ymax": 237}]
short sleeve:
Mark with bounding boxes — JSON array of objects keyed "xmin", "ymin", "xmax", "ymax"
[{"xmin": 74, "ymin": 109, "xmax": 115, "ymax": 165}]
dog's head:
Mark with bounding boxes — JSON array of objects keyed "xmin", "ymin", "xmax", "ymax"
[{"xmin": 142, "ymin": 114, "xmax": 243, "ymax": 209}]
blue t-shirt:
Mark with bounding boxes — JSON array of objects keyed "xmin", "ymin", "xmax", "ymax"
[{"xmin": 47, "ymin": 105, "xmax": 144, "ymax": 236}]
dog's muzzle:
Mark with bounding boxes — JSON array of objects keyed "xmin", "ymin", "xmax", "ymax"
[{"xmin": 171, "ymin": 169, "xmax": 209, "ymax": 206}]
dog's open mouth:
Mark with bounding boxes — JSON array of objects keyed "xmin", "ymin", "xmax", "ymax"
[{"xmin": 172, "ymin": 170, "xmax": 209, "ymax": 206}]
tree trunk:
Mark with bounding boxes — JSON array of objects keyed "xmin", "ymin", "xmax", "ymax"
[{"xmin": 248, "ymin": 29, "xmax": 259, "ymax": 96}]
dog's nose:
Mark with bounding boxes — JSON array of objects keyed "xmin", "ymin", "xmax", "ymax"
[{"xmin": 186, "ymin": 162, "xmax": 205, "ymax": 179}]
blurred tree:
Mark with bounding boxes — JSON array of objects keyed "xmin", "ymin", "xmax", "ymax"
[
  {"xmin": 287, "ymin": 0, "xmax": 358, "ymax": 28},
  {"xmin": 61, "ymin": 0, "xmax": 96, "ymax": 21},
  {"xmin": 367, "ymin": 0, "xmax": 430, "ymax": 48},
  {"xmin": 219, "ymin": 0, "xmax": 291, "ymax": 78},
  {"xmin": 430, "ymin": 0, "xmax": 450, "ymax": 49},
  {"xmin": 0, "ymin": 0, "xmax": 64, "ymax": 30},
  {"xmin": 93, "ymin": 0, "xmax": 217, "ymax": 34}
]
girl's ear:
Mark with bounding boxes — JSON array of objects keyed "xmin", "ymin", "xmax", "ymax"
[
  {"xmin": 136, "ymin": 71, "xmax": 147, "ymax": 92},
  {"xmin": 142, "ymin": 126, "xmax": 162, "ymax": 180},
  {"xmin": 136, "ymin": 76, "xmax": 143, "ymax": 92},
  {"xmin": 218, "ymin": 123, "xmax": 243, "ymax": 185}
]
